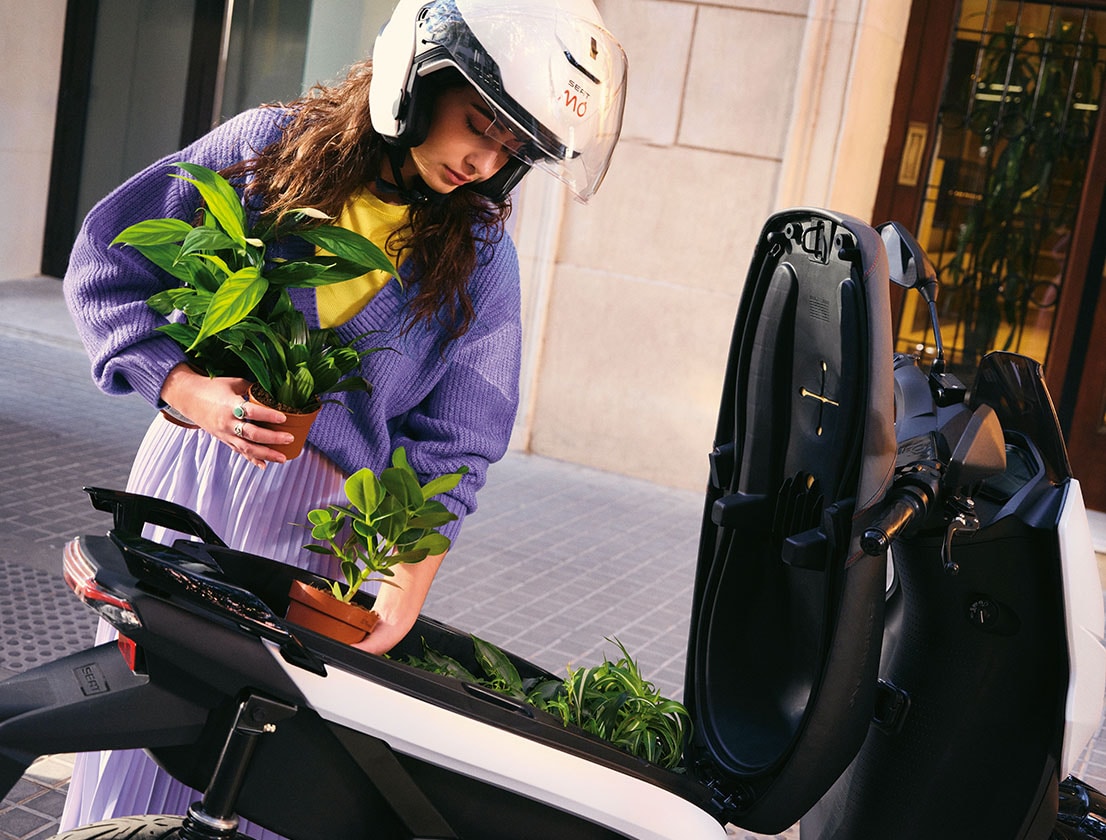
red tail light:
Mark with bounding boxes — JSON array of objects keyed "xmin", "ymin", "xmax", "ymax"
[
  {"xmin": 117, "ymin": 633, "xmax": 143, "ymax": 673},
  {"xmin": 63, "ymin": 537, "xmax": 142, "ymax": 629}
]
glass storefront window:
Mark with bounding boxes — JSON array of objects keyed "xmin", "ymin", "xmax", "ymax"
[{"xmin": 906, "ymin": 0, "xmax": 1106, "ymax": 377}]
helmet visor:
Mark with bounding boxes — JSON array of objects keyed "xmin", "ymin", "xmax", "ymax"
[{"xmin": 417, "ymin": 0, "xmax": 628, "ymax": 202}]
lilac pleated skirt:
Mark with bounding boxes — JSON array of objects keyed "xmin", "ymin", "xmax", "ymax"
[{"xmin": 60, "ymin": 414, "xmax": 349, "ymax": 839}]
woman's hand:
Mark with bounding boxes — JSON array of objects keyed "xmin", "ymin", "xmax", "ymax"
[
  {"xmin": 159, "ymin": 363, "xmax": 294, "ymax": 469},
  {"xmin": 353, "ymin": 552, "xmax": 446, "ymax": 655}
]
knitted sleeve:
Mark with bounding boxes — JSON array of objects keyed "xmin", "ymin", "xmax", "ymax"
[
  {"xmin": 393, "ymin": 239, "xmax": 523, "ymax": 544},
  {"xmin": 63, "ymin": 108, "xmax": 287, "ymax": 406}
]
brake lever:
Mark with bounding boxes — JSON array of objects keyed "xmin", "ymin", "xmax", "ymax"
[{"xmin": 941, "ymin": 496, "xmax": 979, "ymax": 575}]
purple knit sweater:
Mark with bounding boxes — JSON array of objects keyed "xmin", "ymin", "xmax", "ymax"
[{"xmin": 63, "ymin": 108, "xmax": 522, "ymax": 542}]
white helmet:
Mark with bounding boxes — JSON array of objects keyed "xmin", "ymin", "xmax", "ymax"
[{"xmin": 370, "ymin": 0, "xmax": 628, "ymax": 203}]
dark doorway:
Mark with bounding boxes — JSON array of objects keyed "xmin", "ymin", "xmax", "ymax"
[{"xmin": 41, "ymin": 0, "xmax": 311, "ymax": 278}]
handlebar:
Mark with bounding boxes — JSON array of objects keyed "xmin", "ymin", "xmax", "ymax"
[{"xmin": 860, "ymin": 462, "xmax": 942, "ymax": 556}]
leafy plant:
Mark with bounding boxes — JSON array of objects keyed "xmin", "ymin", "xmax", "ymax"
[
  {"xmin": 112, "ymin": 163, "xmax": 398, "ymax": 411},
  {"xmin": 302, "ymin": 447, "xmax": 469, "ymax": 603},
  {"xmin": 407, "ymin": 635, "xmax": 692, "ymax": 770}
]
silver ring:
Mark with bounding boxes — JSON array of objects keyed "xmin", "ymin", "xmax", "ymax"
[
  {"xmin": 232, "ymin": 400, "xmax": 249, "ymax": 420},
  {"xmin": 233, "ymin": 422, "xmax": 246, "ymax": 438}
]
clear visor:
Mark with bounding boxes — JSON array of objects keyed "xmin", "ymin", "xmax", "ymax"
[{"xmin": 418, "ymin": 0, "xmax": 628, "ymax": 202}]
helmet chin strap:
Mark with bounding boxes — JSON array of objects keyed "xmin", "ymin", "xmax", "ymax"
[{"xmin": 376, "ymin": 144, "xmax": 438, "ymax": 205}]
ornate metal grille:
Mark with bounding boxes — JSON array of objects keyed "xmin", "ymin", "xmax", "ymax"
[{"xmin": 905, "ymin": 1, "xmax": 1106, "ymax": 375}]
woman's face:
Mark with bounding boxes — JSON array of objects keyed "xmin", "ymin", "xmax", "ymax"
[{"xmin": 403, "ymin": 84, "xmax": 519, "ymax": 194}]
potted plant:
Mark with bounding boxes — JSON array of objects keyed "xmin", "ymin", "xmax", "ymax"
[
  {"xmin": 111, "ymin": 162, "xmax": 398, "ymax": 457},
  {"xmin": 287, "ymin": 446, "xmax": 469, "ymax": 643}
]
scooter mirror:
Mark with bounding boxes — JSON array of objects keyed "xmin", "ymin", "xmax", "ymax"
[
  {"xmin": 876, "ymin": 219, "xmax": 954, "ymax": 384},
  {"xmin": 880, "ymin": 223, "xmax": 918, "ymax": 289},
  {"xmin": 878, "ymin": 221, "xmax": 937, "ymax": 297}
]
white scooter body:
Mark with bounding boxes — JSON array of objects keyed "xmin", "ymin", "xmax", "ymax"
[{"xmin": 1058, "ymin": 481, "xmax": 1106, "ymax": 780}]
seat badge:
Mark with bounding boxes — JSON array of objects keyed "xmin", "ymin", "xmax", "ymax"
[
  {"xmin": 74, "ymin": 662, "xmax": 110, "ymax": 696},
  {"xmin": 800, "ymin": 361, "xmax": 840, "ymax": 436}
]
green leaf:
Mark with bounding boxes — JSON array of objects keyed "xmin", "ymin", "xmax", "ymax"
[
  {"xmin": 266, "ymin": 260, "xmax": 336, "ymax": 286},
  {"xmin": 146, "ymin": 287, "xmax": 198, "ymax": 316},
  {"xmin": 268, "ymin": 256, "xmax": 390, "ymax": 287},
  {"xmin": 388, "ymin": 547, "xmax": 431, "ymax": 566},
  {"xmin": 296, "ymin": 226, "xmax": 398, "ymax": 276},
  {"xmin": 406, "ymin": 504, "xmax": 458, "ymax": 530},
  {"xmin": 112, "ymin": 217, "xmax": 193, "ymax": 247},
  {"xmin": 310, "ymin": 518, "xmax": 342, "ymax": 541},
  {"xmin": 391, "ymin": 446, "xmax": 411, "ymax": 470},
  {"xmin": 413, "ymin": 532, "xmax": 450, "ymax": 556},
  {"xmin": 415, "ymin": 646, "xmax": 481, "ymax": 683},
  {"xmin": 306, "ymin": 508, "xmax": 333, "ymax": 525},
  {"xmin": 192, "ymin": 251, "xmax": 235, "ymax": 277},
  {"xmin": 279, "ymin": 365, "xmax": 316, "ymax": 409},
  {"xmin": 171, "ymin": 162, "xmax": 247, "ymax": 244},
  {"xmin": 420, "ymin": 466, "xmax": 469, "ymax": 501},
  {"xmin": 472, "ymin": 636, "xmax": 524, "ymax": 696},
  {"xmin": 380, "ymin": 465, "xmax": 422, "ymax": 511},
  {"xmin": 131, "ymin": 243, "xmax": 202, "ymax": 284},
  {"xmin": 344, "ymin": 468, "xmax": 383, "ymax": 517},
  {"xmin": 155, "ymin": 322, "xmax": 201, "ymax": 347},
  {"xmin": 233, "ymin": 344, "xmax": 274, "ymax": 394},
  {"xmin": 178, "ymin": 225, "xmax": 241, "ymax": 258},
  {"xmin": 316, "ymin": 376, "xmax": 372, "ymax": 398},
  {"xmin": 188, "ymin": 267, "xmax": 267, "ymax": 349}
]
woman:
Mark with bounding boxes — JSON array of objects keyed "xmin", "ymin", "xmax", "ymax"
[{"xmin": 59, "ymin": 0, "xmax": 627, "ymax": 836}]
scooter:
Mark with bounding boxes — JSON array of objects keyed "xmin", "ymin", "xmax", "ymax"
[{"xmin": 0, "ymin": 208, "xmax": 1103, "ymax": 840}]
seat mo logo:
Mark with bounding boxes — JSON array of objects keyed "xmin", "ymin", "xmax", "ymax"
[
  {"xmin": 74, "ymin": 662, "xmax": 110, "ymax": 696},
  {"xmin": 564, "ymin": 80, "xmax": 590, "ymax": 118}
]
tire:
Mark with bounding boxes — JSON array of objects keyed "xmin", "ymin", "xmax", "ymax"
[{"xmin": 48, "ymin": 815, "xmax": 244, "ymax": 839}]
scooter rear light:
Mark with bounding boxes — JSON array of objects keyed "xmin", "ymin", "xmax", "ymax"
[
  {"xmin": 63, "ymin": 537, "xmax": 142, "ymax": 629},
  {"xmin": 117, "ymin": 633, "xmax": 144, "ymax": 673}
]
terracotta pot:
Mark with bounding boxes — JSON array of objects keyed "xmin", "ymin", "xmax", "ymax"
[
  {"xmin": 285, "ymin": 579, "xmax": 380, "ymax": 644},
  {"xmin": 248, "ymin": 385, "xmax": 320, "ymax": 461}
]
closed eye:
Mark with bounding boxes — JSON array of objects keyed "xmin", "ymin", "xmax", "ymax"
[{"xmin": 469, "ymin": 107, "xmax": 526, "ymax": 154}]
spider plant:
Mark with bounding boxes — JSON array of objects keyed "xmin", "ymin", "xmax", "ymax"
[{"xmin": 407, "ymin": 635, "xmax": 692, "ymax": 770}]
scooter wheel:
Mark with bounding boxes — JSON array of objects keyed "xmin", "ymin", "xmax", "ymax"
[{"xmin": 48, "ymin": 815, "xmax": 244, "ymax": 839}]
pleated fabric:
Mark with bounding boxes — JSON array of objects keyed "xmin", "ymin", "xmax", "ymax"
[{"xmin": 60, "ymin": 414, "xmax": 351, "ymax": 839}]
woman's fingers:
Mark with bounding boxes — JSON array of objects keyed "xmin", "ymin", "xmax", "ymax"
[
  {"xmin": 160, "ymin": 365, "xmax": 296, "ymax": 467},
  {"xmin": 227, "ymin": 413, "xmax": 295, "ymax": 467}
]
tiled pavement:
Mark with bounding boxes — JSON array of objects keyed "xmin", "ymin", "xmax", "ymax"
[{"xmin": 1, "ymin": 276, "xmax": 1105, "ymax": 839}]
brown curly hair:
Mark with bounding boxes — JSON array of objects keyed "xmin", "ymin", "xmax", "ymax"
[{"xmin": 226, "ymin": 58, "xmax": 512, "ymax": 342}]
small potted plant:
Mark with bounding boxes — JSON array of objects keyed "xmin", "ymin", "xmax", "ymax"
[
  {"xmin": 111, "ymin": 162, "xmax": 398, "ymax": 457},
  {"xmin": 287, "ymin": 447, "xmax": 469, "ymax": 643}
]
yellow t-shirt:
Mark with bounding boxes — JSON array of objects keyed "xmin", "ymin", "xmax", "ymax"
[{"xmin": 315, "ymin": 189, "xmax": 408, "ymax": 328}]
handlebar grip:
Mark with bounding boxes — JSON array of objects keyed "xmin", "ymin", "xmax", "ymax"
[{"xmin": 861, "ymin": 493, "xmax": 925, "ymax": 556}]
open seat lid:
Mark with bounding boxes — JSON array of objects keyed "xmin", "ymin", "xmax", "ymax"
[{"xmin": 683, "ymin": 208, "xmax": 896, "ymax": 833}]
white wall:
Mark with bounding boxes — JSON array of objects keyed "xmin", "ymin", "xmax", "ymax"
[
  {"xmin": 511, "ymin": 0, "xmax": 910, "ymax": 491},
  {"xmin": 0, "ymin": 0, "xmax": 66, "ymax": 280}
]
